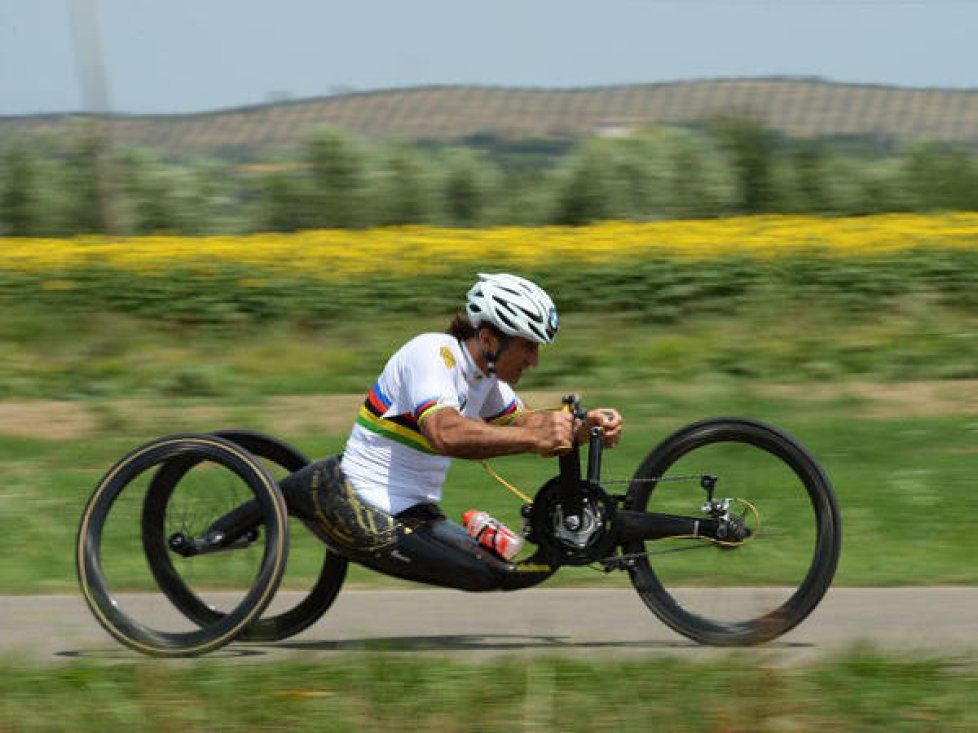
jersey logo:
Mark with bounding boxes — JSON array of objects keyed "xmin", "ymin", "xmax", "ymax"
[{"xmin": 439, "ymin": 346, "xmax": 456, "ymax": 369}]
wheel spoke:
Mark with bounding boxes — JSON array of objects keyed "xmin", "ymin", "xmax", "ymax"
[
  {"xmin": 143, "ymin": 431, "xmax": 346, "ymax": 643},
  {"xmin": 77, "ymin": 435, "xmax": 289, "ymax": 656}
]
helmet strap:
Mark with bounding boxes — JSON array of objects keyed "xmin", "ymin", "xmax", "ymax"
[{"xmin": 480, "ymin": 333, "xmax": 511, "ymax": 377}]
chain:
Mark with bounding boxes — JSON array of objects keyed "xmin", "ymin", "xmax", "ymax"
[
  {"xmin": 585, "ymin": 542, "xmax": 716, "ymax": 572},
  {"xmin": 583, "ymin": 496, "xmax": 759, "ymax": 572},
  {"xmin": 600, "ymin": 474, "xmax": 709, "ymax": 485}
]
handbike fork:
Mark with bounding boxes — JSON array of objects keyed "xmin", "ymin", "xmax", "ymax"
[
  {"xmin": 556, "ymin": 394, "xmax": 593, "ymax": 528},
  {"xmin": 558, "ymin": 447, "xmax": 584, "ymax": 525}
]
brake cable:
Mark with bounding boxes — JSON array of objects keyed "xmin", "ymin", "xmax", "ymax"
[
  {"xmin": 478, "ymin": 459, "xmax": 533, "ymax": 504},
  {"xmin": 476, "ymin": 403, "xmax": 568, "ymax": 505}
]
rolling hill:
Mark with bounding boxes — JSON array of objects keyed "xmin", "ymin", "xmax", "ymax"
[{"xmin": 2, "ymin": 77, "xmax": 977, "ymax": 159}]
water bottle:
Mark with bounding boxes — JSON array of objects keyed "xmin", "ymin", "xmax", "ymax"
[{"xmin": 462, "ymin": 509, "xmax": 524, "ymax": 561}]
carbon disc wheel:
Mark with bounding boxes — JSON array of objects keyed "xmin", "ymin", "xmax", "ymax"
[{"xmin": 624, "ymin": 418, "xmax": 841, "ymax": 646}]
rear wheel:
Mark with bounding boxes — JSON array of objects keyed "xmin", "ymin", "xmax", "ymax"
[
  {"xmin": 77, "ymin": 435, "xmax": 288, "ymax": 657},
  {"xmin": 142, "ymin": 430, "xmax": 347, "ymax": 642},
  {"xmin": 624, "ymin": 418, "xmax": 841, "ymax": 646}
]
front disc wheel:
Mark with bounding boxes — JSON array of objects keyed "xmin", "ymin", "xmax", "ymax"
[{"xmin": 624, "ymin": 418, "xmax": 841, "ymax": 646}]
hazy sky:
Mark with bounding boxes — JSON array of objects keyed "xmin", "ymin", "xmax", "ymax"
[{"xmin": 3, "ymin": 0, "xmax": 977, "ymax": 116}]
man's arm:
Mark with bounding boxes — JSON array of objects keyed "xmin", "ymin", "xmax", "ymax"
[{"xmin": 421, "ymin": 408, "xmax": 575, "ymax": 459}]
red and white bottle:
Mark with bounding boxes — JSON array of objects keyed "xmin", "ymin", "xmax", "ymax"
[{"xmin": 462, "ymin": 509, "xmax": 523, "ymax": 561}]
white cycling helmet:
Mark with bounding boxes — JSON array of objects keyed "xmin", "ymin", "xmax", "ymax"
[{"xmin": 465, "ymin": 272, "xmax": 559, "ymax": 344}]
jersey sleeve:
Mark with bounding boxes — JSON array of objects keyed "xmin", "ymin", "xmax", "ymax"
[
  {"xmin": 480, "ymin": 381, "xmax": 524, "ymax": 425},
  {"xmin": 400, "ymin": 339, "xmax": 463, "ymax": 425}
]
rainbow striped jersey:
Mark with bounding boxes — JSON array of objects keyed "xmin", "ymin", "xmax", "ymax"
[{"xmin": 340, "ymin": 333, "xmax": 522, "ymax": 513}]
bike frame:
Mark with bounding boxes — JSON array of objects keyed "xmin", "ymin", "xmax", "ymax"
[
  {"xmin": 552, "ymin": 394, "xmax": 742, "ymax": 567},
  {"xmin": 170, "ymin": 395, "xmax": 746, "ymax": 570}
]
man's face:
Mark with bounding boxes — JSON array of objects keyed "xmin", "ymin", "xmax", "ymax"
[{"xmin": 490, "ymin": 334, "xmax": 540, "ymax": 385}]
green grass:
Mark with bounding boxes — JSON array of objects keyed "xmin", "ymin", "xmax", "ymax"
[
  {"xmin": 3, "ymin": 299, "xmax": 978, "ymax": 400},
  {"xmin": 2, "ymin": 378, "xmax": 976, "ymax": 593},
  {"xmin": 1, "ymin": 301, "xmax": 976, "ymax": 592},
  {"xmin": 1, "ymin": 649, "xmax": 975, "ymax": 732}
]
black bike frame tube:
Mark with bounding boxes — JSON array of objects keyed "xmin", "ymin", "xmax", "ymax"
[
  {"xmin": 204, "ymin": 499, "xmax": 263, "ymax": 545},
  {"xmin": 586, "ymin": 427, "xmax": 603, "ymax": 486},
  {"xmin": 558, "ymin": 444, "xmax": 583, "ymax": 519},
  {"xmin": 616, "ymin": 509, "xmax": 721, "ymax": 542}
]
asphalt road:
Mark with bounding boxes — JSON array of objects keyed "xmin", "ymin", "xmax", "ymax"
[{"xmin": 2, "ymin": 587, "xmax": 976, "ymax": 665}]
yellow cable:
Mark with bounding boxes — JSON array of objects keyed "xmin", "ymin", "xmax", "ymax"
[
  {"xmin": 475, "ymin": 403, "xmax": 566, "ymax": 505},
  {"xmin": 478, "ymin": 459, "xmax": 533, "ymax": 504}
]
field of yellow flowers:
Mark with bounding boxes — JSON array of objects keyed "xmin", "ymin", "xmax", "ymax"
[
  {"xmin": 2, "ymin": 214, "xmax": 978, "ymax": 322},
  {"xmin": 5, "ymin": 214, "xmax": 978, "ymax": 275}
]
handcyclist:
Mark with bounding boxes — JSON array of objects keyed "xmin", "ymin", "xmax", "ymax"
[{"xmin": 281, "ymin": 272, "xmax": 623, "ymax": 591}]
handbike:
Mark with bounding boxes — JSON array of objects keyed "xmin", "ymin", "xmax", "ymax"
[{"xmin": 76, "ymin": 396, "xmax": 841, "ymax": 656}]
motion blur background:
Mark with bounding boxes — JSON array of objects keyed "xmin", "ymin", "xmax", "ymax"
[
  {"xmin": 2, "ymin": 0, "xmax": 978, "ymax": 393},
  {"xmin": 2, "ymin": 0, "xmax": 978, "ymax": 234},
  {"xmin": 2, "ymin": 2, "xmax": 977, "ymax": 730}
]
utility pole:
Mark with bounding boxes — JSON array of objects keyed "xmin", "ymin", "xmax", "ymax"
[{"xmin": 68, "ymin": 0, "xmax": 122, "ymax": 235}]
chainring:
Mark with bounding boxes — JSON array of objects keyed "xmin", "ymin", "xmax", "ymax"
[{"xmin": 527, "ymin": 477, "xmax": 618, "ymax": 566}]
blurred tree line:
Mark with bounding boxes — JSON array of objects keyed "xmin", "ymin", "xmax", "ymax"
[{"xmin": 2, "ymin": 116, "xmax": 978, "ymax": 236}]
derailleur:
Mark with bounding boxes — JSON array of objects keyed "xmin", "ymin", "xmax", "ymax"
[
  {"xmin": 699, "ymin": 474, "xmax": 751, "ymax": 545},
  {"xmin": 701, "ymin": 497, "xmax": 751, "ymax": 545}
]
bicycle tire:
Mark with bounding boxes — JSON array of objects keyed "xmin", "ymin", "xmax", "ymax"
[
  {"xmin": 142, "ymin": 430, "xmax": 347, "ymax": 642},
  {"xmin": 77, "ymin": 434, "xmax": 289, "ymax": 657},
  {"xmin": 623, "ymin": 417, "xmax": 841, "ymax": 646}
]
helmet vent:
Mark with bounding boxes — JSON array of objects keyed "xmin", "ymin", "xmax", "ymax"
[
  {"xmin": 516, "ymin": 305, "xmax": 543, "ymax": 323},
  {"xmin": 495, "ymin": 310, "xmax": 517, "ymax": 330}
]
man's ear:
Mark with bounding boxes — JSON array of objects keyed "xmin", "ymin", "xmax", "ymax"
[{"xmin": 477, "ymin": 327, "xmax": 493, "ymax": 351}]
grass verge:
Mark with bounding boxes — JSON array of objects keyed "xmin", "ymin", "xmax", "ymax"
[
  {"xmin": 2, "ymin": 302, "xmax": 978, "ymax": 400},
  {"xmin": 0, "ymin": 648, "xmax": 975, "ymax": 732}
]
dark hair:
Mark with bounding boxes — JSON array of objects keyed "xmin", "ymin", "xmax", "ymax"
[{"xmin": 446, "ymin": 314, "xmax": 504, "ymax": 341}]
